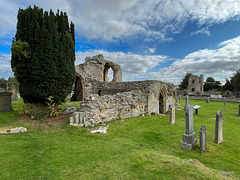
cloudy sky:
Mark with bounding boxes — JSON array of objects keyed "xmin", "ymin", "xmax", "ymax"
[{"xmin": 1, "ymin": 0, "xmax": 240, "ymax": 85}]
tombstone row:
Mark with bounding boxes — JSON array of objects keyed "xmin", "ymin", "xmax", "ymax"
[{"xmin": 181, "ymin": 104, "xmax": 224, "ymax": 151}]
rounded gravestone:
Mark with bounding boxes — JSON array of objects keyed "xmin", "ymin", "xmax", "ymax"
[{"xmin": 0, "ymin": 92, "xmax": 12, "ymax": 112}]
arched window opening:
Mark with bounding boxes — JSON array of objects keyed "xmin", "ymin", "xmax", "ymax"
[
  {"xmin": 103, "ymin": 64, "xmax": 114, "ymax": 82},
  {"xmin": 108, "ymin": 67, "xmax": 113, "ymax": 82}
]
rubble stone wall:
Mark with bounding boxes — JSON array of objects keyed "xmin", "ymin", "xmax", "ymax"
[
  {"xmin": 76, "ymin": 80, "xmax": 175, "ymax": 125},
  {"xmin": 70, "ymin": 54, "xmax": 176, "ymax": 126}
]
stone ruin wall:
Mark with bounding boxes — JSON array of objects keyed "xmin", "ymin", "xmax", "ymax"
[
  {"xmin": 75, "ymin": 80, "xmax": 175, "ymax": 126},
  {"xmin": 71, "ymin": 54, "xmax": 176, "ymax": 126}
]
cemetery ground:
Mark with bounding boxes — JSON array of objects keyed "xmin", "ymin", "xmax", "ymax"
[{"xmin": 0, "ymin": 99, "xmax": 239, "ymax": 179}]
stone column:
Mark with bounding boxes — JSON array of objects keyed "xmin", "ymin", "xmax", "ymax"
[
  {"xmin": 184, "ymin": 95, "xmax": 188, "ymax": 111},
  {"xmin": 199, "ymin": 125, "xmax": 207, "ymax": 152},
  {"xmin": 214, "ymin": 110, "xmax": 224, "ymax": 144},
  {"xmin": 181, "ymin": 104, "xmax": 198, "ymax": 150},
  {"xmin": 170, "ymin": 105, "xmax": 175, "ymax": 125}
]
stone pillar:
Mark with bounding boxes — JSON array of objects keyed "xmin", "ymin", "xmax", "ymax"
[
  {"xmin": 0, "ymin": 92, "xmax": 12, "ymax": 112},
  {"xmin": 214, "ymin": 110, "xmax": 224, "ymax": 144},
  {"xmin": 181, "ymin": 104, "xmax": 198, "ymax": 150},
  {"xmin": 199, "ymin": 125, "xmax": 207, "ymax": 152},
  {"xmin": 170, "ymin": 105, "xmax": 175, "ymax": 125},
  {"xmin": 184, "ymin": 95, "xmax": 188, "ymax": 111},
  {"xmin": 238, "ymin": 103, "xmax": 240, "ymax": 116}
]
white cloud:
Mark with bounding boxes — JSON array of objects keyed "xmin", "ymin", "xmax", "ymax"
[
  {"xmin": 75, "ymin": 49, "xmax": 167, "ymax": 80},
  {"xmin": 1, "ymin": 0, "xmax": 240, "ymax": 41},
  {"xmin": 76, "ymin": 35, "xmax": 240, "ymax": 84},
  {"xmin": 148, "ymin": 48, "xmax": 156, "ymax": 54},
  {"xmin": 155, "ymin": 35, "xmax": 240, "ymax": 84},
  {"xmin": 191, "ymin": 27, "xmax": 211, "ymax": 36}
]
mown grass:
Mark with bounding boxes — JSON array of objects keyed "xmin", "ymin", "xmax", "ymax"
[{"xmin": 0, "ymin": 99, "xmax": 239, "ymax": 179}]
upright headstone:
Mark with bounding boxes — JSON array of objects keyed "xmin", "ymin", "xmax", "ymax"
[
  {"xmin": 179, "ymin": 96, "xmax": 182, "ymax": 103},
  {"xmin": 199, "ymin": 125, "xmax": 207, "ymax": 152},
  {"xmin": 176, "ymin": 98, "xmax": 178, "ymax": 103},
  {"xmin": 214, "ymin": 110, "xmax": 224, "ymax": 144},
  {"xmin": 184, "ymin": 95, "xmax": 189, "ymax": 111},
  {"xmin": 205, "ymin": 98, "xmax": 209, "ymax": 103},
  {"xmin": 0, "ymin": 92, "xmax": 12, "ymax": 112},
  {"xmin": 238, "ymin": 103, "xmax": 240, "ymax": 116},
  {"xmin": 181, "ymin": 104, "xmax": 198, "ymax": 150},
  {"xmin": 223, "ymin": 98, "xmax": 226, "ymax": 106},
  {"xmin": 170, "ymin": 105, "xmax": 175, "ymax": 125}
]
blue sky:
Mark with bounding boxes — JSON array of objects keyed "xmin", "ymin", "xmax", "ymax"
[{"xmin": 1, "ymin": 0, "xmax": 240, "ymax": 85}]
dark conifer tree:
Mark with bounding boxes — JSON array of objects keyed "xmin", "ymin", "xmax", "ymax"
[{"xmin": 11, "ymin": 5, "xmax": 75, "ymax": 104}]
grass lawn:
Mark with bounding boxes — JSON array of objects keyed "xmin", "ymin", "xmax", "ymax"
[{"xmin": 0, "ymin": 99, "xmax": 239, "ymax": 179}]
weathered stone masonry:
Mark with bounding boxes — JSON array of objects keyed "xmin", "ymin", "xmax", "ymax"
[{"xmin": 71, "ymin": 54, "xmax": 176, "ymax": 126}]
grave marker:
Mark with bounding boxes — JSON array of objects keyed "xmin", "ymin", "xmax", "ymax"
[
  {"xmin": 199, "ymin": 125, "xmax": 207, "ymax": 152},
  {"xmin": 181, "ymin": 104, "xmax": 198, "ymax": 150},
  {"xmin": 214, "ymin": 110, "xmax": 224, "ymax": 144}
]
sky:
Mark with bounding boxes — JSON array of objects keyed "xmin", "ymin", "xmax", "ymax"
[{"xmin": 1, "ymin": 0, "xmax": 240, "ymax": 85}]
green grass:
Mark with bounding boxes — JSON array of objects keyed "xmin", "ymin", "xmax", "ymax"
[
  {"xmin": 68, "ymin": 101, "xmax": 81, "ymax": 107},
  {"xmin": 0, "ymin": 99, "xmax": 239, "ymax": 179}
]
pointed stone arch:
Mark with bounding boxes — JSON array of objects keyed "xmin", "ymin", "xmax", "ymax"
[
  {"xmin": 103, "ymin": 63, "xmax": 112, "ymax": 82},
  {"xmin": 72, "ymin": 73, "xmax": 85, "ymax": 101},
  {"xmin": 159, "ymin": 87, "xmax": 167, "ymax": 114},
  {"xmin": 103, "ymin": 62, "xmax": 122, "ymax": 82}
]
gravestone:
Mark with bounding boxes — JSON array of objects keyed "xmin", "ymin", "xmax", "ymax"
[
  {"xmin": 214, "ymin": 110, "xmax": 224, "ymax": 144},
  {"xmin": 181, "ymin": 104, "xmax": 198, "ymax": 150},
  {"xmin": 205, "ymin": 98, "xmax": 209, "ymax": 103},
  {"xmin": 169, "ymin": 105, "xmax": 175, "ymax": 125},
  {"xmin": 199, "ymin": 125, "xmax": 207, "ymax": 152},
  {"xmin": 223, "ymin": 98, "xmax": 226, "ymax": 106},
  {"xmin": 238, "ymin": 103, "xmax": 240, "ymax": 116},
  {"xmin": 176, "ymin": 98, "xmax": 178, "ymax": 103},
  {"xmin": 184, "ymin": 95, "xmax": 189, "ymax": 111},
  {"xmin": 179, "ymin": 96, "xmax": 182, "ymax": 103},
  {"xmin": 0, "ymin": 92, "xmax": 12, "ymax": 112}
]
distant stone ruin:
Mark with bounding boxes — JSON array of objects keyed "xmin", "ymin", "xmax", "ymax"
[
  {"xmin": 187, "ymin": 74, "xmax": 204, "ymax": 94},
  {"xmin": 70, "ymin": 54, "xmax": 176, "ymax": 126}
]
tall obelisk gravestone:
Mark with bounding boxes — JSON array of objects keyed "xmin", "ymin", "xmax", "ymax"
[{"xmin": 181, "ymin": 104, "xmax": 198, "ymax": 150}]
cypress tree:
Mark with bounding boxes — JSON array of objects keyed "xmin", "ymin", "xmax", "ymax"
[{"xmin": 11, "ymin": 5, "xmax": 75, "ymax": 104}]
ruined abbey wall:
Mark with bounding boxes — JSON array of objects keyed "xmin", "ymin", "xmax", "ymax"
[{"xmin": 70, "ymin": 55, "xmax": 176, "ymax": 126}]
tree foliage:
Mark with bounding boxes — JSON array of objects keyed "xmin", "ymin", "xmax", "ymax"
[
  {"xmin": 11, "ymin": 6, "xmax": 75, "ymax": 104},
  {"xmin": 178, "ymin": 73, "xmax": 192, "ymax": 90},
  {"xmin": 222, "ymin": 69, "xmax": 240, "ymax": 96},
  {"xmin": 204, "ymin": 77, "xmax": 221, "ymax": 91}
]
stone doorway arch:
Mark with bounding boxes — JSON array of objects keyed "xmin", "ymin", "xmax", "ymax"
[
  {"xmin": 72, "ymin": 74, "xmax": 84, "ymax": 101},
  {"xmin": 159, "ymin": 87, "xmax": 167, "ymax": 114}
]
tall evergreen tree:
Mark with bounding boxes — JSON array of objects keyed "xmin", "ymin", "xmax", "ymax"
[{"xmin": 11, "ymin": 6, "xmax": 75, "ymax": 104}]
